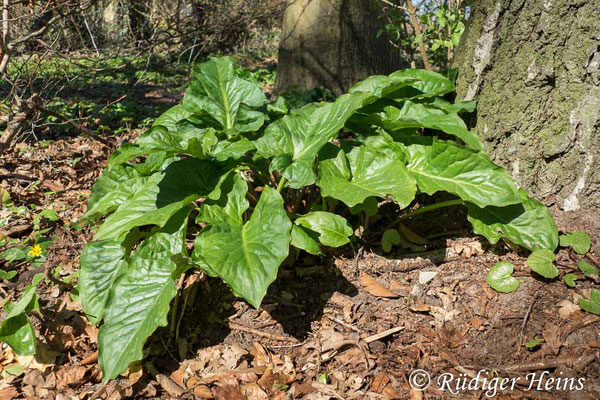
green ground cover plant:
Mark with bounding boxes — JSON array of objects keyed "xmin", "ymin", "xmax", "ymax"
[{"xmin": 71, "ymin": 57, "xmax": 565, "ymax": 380}]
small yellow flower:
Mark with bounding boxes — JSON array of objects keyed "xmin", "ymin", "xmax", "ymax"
[{"xmin": 28, "ymin": 244, "xmax": 42, "ymax": 257}]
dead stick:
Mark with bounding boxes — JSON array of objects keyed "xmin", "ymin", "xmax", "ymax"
[
  {"xmin": 229, "ymin": 321, "xmax": 298, "ymax": 343},
  {"xmin": 364, "ymin": 326, "xmax": 404, "ymax": 343}
]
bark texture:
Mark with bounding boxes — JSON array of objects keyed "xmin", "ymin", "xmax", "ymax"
[
  {"xmin": 276, "ymin": 0, "xmax": 408, "ymax": 95},
  {"xmin": 453, "ymin": 0, "xmax": 600, "ymax": 211}
]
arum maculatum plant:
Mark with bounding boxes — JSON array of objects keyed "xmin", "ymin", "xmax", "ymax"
[{"xmin": 79, "ymin": 57, "xmax": 559, "ymax": 380}]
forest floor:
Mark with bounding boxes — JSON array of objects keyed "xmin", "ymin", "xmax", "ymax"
[{"xmin": 1, "ymin": 56, "xmax": 599, "ymax": 400}]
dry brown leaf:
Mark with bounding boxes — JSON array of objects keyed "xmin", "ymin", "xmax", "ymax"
[
  {"xmin": 212, "ymin": 384, "xmax": 246, "ymax": 400},
  {"xmin": 542, "ymin": 322, "xmax": 563, "ymax": 355},
  {"xmin": 360, "ymin": 273, "xmax": 399, "ymax": 298},
  {"xmin": 409, "ymin": 301, "xmax": 430, "ymax": 313},
  {"xmin": 0, "ymin": 387, "xmax": 18, "ymax": 400},
  {"xmin": 369, "ymin": 372, "xmax": 390, "ymax": 393},
  {"xmin": 409, "ymin": 388, "xmax": 424, "ymax": 400},
  {"xmin": 156, "ymin": 374, "xmax": 185, "ymax": 397},
  {"xmin": 241, "ymin": 382, "xmax": 269, "ymax": 400},
  {"xmin": 557, "ymin": 299, "xmax": 581, "ymax": 319},
  {"xmin": 55, "ymin": 365, "xmax": 88, "ymax": 389},
  {"xmin": 382, "ymin": 383, "xmax": 401, "ymax": 399}
]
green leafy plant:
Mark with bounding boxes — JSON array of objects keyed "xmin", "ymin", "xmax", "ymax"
[
  {"xmin": 0, "ymin": 273, "xmax": 45, "ymax": 356},
  {"xmin": 559, "ymin": 231, "xmax": 591, "ymax": 255},
  {"xmin": 77, "ymin": 57, "xmax": 559, "ymax": 381},
  {"xmin": 486, "ymin": 261, "xmax": 520, "ymax": 293}
]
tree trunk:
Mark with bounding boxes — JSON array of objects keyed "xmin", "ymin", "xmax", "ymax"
[
  {"xmin": 276, "ymin": 0, "xmax": 408, "ymax": 96},
  {"xmin": 453, "ymin": 0, "xmax": 600, "ymax": 211}
]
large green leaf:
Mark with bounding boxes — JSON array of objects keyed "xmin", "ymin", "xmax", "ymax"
[
  {"xmin": 318, "ymin": 145, "xmax": 416, "ymax": 208},
  {"xmin": 351, "ymin": 69, "xmax": 455, "ymax": 100},
  {"xmin": 99, "ymin": 217, "xmax": 187, "ymax": 382},
  {"xmin": 352, "ymin": 102, "xmax": 483, "ymax": 151},
  {"xmin": 79, "ymin": 241, "xmax": 127, "ymax": 325},
  {"xmin": 0, "ymin": 276, "xmax": 44, "ymax": 355},
  {"xmin": 0, "ymin": 314, "xmax": 36, "ymax": 355},
  {"xmin": 95, "ymin": 158, "xmax": 230, "ymax": 241},
  {"xmin": 183, "ymin": 57, "xmax": 266, "ymax": 133},
  {"xmin": 254, "ymin": 92, "xmax": 371, "ymax": 189},
  {"xmin": 466, "ymin": 189, "xmax": 558, "ymax": 251},
  {"xmin": 291, "ymin": 225, "xmax": 322, "ymax": 255},
  {"xmin": 193, "ymin": 175, "xmax": 292, "ymax": 307},
  {"xmin": 294, "ymin": 212, "xmax": 353, "ymax": 247},
  {"xmin": 406, "ymin": 138, "xmax": 521, "ymax": 208},
  {"xmin": 349, "ymin": 75, "xmax": 418, "ymax": 98},
  {"xmin": 389, "ymin": 69, "xmax": 456, "ymax": 98},
  {"xmin": 83, "ymin": 163, "xmax": 157, "ymax": 221},
  {"xmin": 107, "ymin": 125, "xmax": 214, "ymax": 168}
]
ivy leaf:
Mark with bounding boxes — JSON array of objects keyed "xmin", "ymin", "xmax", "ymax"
[
  {"xmin": 564, "ymin": 273, "xmax": 577, "ymax": 288},
  {"xmin": 318, "ymin": 146, "xmax": 416, "ymax": 208},
  {"xmin": 291, "ymin": 225, "xmax": 322, "ymax": 255},
  {"xmin": 578, "ymin": 289, "xmax": 600, "ymax": 315},
  {"xmin": 294, "ymin": 212, "xmax": 353, "ymax": 247},
  {"xmin": 466, "ymin": 189, "xmax": 559, "ymax": 251},
  {"xmin": 193, "ymin": 176, "xmax": 292, "ymax": 308},
  {"xmin": 95, "ymin": 158, "xmax": 230, "ymax": 241},
  {"xmin": 559, "ymin": 232, "xmax": 591, "ymax": 255},
  {"xmin": 254, "ymin": 93, "xmax": 371, "ymax": 189},
  {"xmin": 79, "ymin": 241, "xmax": 127, "ymax": 326},
  {"xmin": 527, "ymin": 249, "xmax": 558, "ymax": 279},
  {"xmin": 486, "ymin": 261, "xmax": 520, "ymax": 293},
  {"xmin": 381, "ymin": 229, "xmax": 401, "ymax": 253},
  {"xmin": 406, "ymin": 137, "xmax": 521, "ymax": 208},
  {"xmin": 183, "ymin": 57, "xmax": 266, "ymax": 134},
  {"xmin": 577, "ymin": 261, "xmax": 598, "ymax": 277},
  {"xmin": 99, "ymin": 215, "xmax": 188, "ymax": 382}
]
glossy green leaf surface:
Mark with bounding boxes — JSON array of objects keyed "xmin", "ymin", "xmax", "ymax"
[
  {"xmin": 95, "ymin": 158, "xmax": 229, "ymax": 241},
  {"xmin": 318, "ymin": 146, "xmax": 416, "ymax": 208},
  {"xmin": 559, "ymin": 232, "xmax": 591, "ymax": 255},
  {"xmin": 183, "ymin": 57, "xmax": 266, "ymax": 133},
  {"xmin": 294, "ymin": 212, "xmax": 353, "ymax": 247},
  {"xmin": 193, "ymin": 176, "xmax": 291, "ymax": 308},
  {"xmin": 98, "ymin": 217, "xmax": 187, "ymax": 382},
  {"xmin": 79, "ymin": 241, "xmax": 127, "ymax": 325},
  {"xmin": 486, "ymin": 261, "xmax": 520, "ymax": 293},
  {"xmin": 527, "ymin": 249, "xmax": 558, "ymax": 279},
  {"xmin": 254, "ymin": 93, "xmax": 371, "ymax": 188},
  {"xmin": 406, "ymin": 138, "xmax": 521, "ymax": 208},
  {"xmin": 466, "ymin": 189, "xmax": 559, "ymax": 251},
  {"xmin": 291, "ymin": 225, "xmax": 322, "ymax": 255}
]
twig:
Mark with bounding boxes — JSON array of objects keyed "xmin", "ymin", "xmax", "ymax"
[
  {"xmin": 406, "ymin": 0, "xmax": 432, "ymax": 70},
  {"xmin": 364, "ymin": 326, "xmax": 404, "ymax": 343},
  {"xmin": 326, "ymin": 315, "xmax": 361, "ymax": 333},
  {"xmin": 520, "ymin": 287, "xmax": 541, "ymax": 346},
  {"xmin": 229, "ymin": 321, "xmax": 298, "ymax": 342}
]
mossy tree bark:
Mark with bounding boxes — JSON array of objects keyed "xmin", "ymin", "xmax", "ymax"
[
  {"xmin": 453, "ymin": 0, "xmax": 600, "ymax": 211},
  {"xmin": 276, "ymin": 0, "xmax": 409, "ymax": 96}
]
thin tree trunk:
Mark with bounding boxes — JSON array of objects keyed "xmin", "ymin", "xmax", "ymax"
[{"xmin": 276, "ymin": 0, "xmax": 409, "ymax": 95}]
